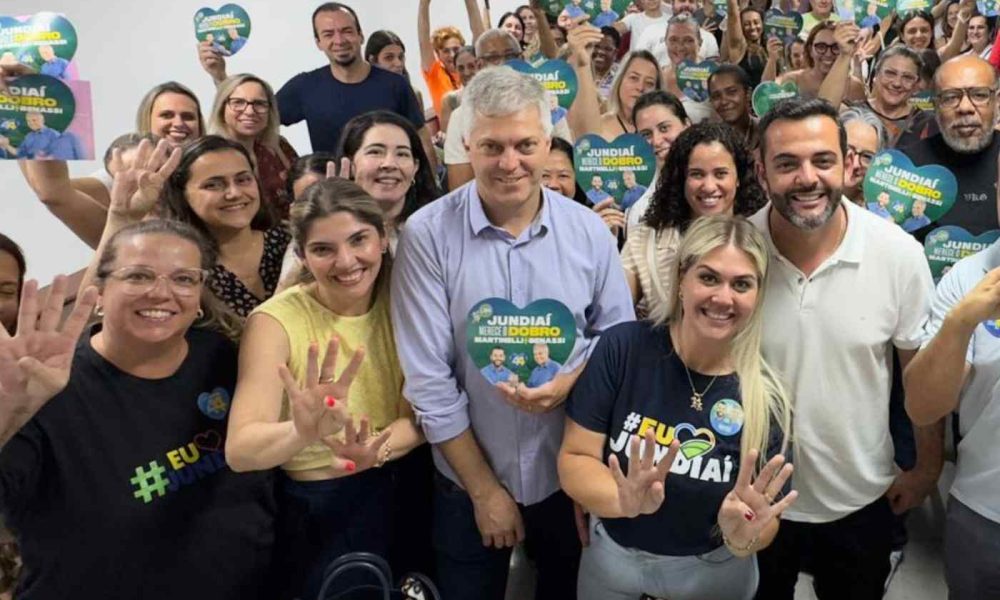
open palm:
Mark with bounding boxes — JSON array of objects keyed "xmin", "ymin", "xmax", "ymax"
[
  {"xmin": 718, "ymin": 449, "xmax": 798, "ymax": 548},
  {"xmin": 108, "ymin": 138, "xmax": 181, "ymax": 221},
  {"xmin": 609, "ymin": 428, "xmax": 680, "ymax": 518}
]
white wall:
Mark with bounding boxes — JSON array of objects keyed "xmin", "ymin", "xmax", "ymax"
[{"xmin": 1, "ymin": 0, "xmax": 524, "ymax": 282}]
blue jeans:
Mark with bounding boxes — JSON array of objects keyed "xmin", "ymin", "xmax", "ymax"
[{"xmin": 432, "ymin": 472, "xmax": 580, "ymax": 600}]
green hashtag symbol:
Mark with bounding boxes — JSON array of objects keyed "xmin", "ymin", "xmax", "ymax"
[{"xmin": 130, "ymin": 460, "xmax": 169, "ymax": 504}]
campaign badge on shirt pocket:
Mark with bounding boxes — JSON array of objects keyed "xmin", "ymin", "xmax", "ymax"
[
  {"xmin": 197, "ymin": 387, "xmax": 231, "ymax": 420},
  {"xmin": 983, "ymin": 319, "xmax": 1000, "ymax": 338},
  {"xmin": 466, "ymin": 298, "xmax": 576, "ymax": 389},
  {"xmin": 709, "ymin": 399, "xmax": 744, "ymax": 436},
  {"xmin": 193, "ymin": 4, "xmax": 252, "ymax": 56}
]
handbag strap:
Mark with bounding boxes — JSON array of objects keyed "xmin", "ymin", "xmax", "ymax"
[{"xmin": 318, "ymin": 552, "xmax": 392, "ymax": 600}]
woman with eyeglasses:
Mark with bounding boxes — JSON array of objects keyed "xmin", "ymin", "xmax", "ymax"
[
  {"xmin": 209, "ymin": 74, "xmax": 298, "ymax": 219},
  {"xmin": 777, "ymin": 22, "xmax": 865, "ymax": 100},
  {"xmin": 0, "ymin": 219, "xmax": 276, "ymax": 599}
]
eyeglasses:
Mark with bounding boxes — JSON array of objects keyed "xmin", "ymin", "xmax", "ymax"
[
  {"xmin": 936, "ymin": 87, "xmax": 996, "ymax": 109},
  {"xmin": 226, "ymin": 97, "xmax": 271, "ymax": 114},
  {"xmin": 105, "ymin": 266, "xmax": 208, "ymax": 297},
  {"xmin": 478, "ymin": 50, "xmax": 521, "ymax": 65},
  {"xmin": 812, "ymin": 42, "xmax": 840, "ymax": 55},
  {"xmin": 878, "ymin": 68, "xmax": 919, "ymax": 87},
  {"xmin": 847, "ymin": 145, "xmax": 876, "ymax": 168}
]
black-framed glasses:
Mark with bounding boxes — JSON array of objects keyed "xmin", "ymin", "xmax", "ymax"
[
  {"xmin": 812, "ymin": 42, "xmax": 840, "ymax": 55},
  {"xmin": 105, "ymin": 266, "xmax": 208, "ymax": 297},
  {"xmin": 226, "ymin": 97, "xmax": 271, "ymax": 114},
  {"xmin": 848, "ymin": 145, "xmax": 876, "ymax": 168},
  {"xmin": 936, "ymin": 87, "xmax": 996, "ymax": 109}
]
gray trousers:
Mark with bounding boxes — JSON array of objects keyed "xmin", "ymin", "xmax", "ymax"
[
  {"xmin": 578, "ymin": 519, "xmax": 758, "ymax": 600},
  {"xmin": 945, "ymin": 496, "xmax": 1000, "ymax": 600}
]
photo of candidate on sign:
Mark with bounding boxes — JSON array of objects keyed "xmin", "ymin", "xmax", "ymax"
[
  {"xmin": 924, "ymin": 226, "xmax": 1000, "ymax": 282},
  {"xmin": 0, "ymin": 12, "xmax": 78, "ymax": 80},
  {"xmin": 467, "ymin": 298, "xmax": 577, "ymax": 389},
  {"xmin": 0, "ymin": 74, "xmax": 94, "ymax": 160},
  {"xmin": 863, "ymin": 150, "xmax": 957, "ymax": 233},
  {"xmin": 574, "ymin": 133, "xmax": 656, "ymax": 210},
  {"xmin": 194, "ymin": 4, "xmax": 252, "ymax": 56}
]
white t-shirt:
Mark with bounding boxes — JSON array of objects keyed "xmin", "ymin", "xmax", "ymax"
[
  {"xmin": 920, "ymin": 240, "xmax": 1000, "ymax": 524},
  {"xmin": 749, "ymin": 199, "xmax": 933, "ymax": 523},
  {"xmin": 637, "ymin": 22, "xmax": 720, "ymax": 66},
  {"xmin": 621, "ymin": 9, "xmax": 673, "ymax": 52},
  {"xmin": 444, "ymin": 102, "xmax": 573, "ymax": 166}
]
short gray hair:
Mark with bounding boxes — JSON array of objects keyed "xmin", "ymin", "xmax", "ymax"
[
  {"xmin": 474, "ymin": 28, "xmax": 520, "ymax": 57},
  {"xmin": 840, "ymin": 106, "xmax": 889, "ymax": 152},
  {"xmin": 462, "ymin": 66, "xmax": 554, "ymax": 142},
  {"xmin": 667, "ymin": 14, "xmax": 702, "ymax": 41}
]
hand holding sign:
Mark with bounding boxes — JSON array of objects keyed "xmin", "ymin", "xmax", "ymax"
[{"xmin": 193, "ymin": 4, "xmax": 252, "ymax": 56}]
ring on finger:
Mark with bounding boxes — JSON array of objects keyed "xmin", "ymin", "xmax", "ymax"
[
  {"xmin": 764, "ymin": 492, "xmax": 775, "ymax": 504},
  {"xmin": 319, "ymin": 377, "xmax": 335, "ymax": 384}
]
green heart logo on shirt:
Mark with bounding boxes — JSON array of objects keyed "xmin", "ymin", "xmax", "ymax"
[
  {"xmin": 674, "ymin": 423, "xmax": 718, "ymax": 460},
  {"xmin": 863, "ymin": 150, "xmax": 957, "ymax": 233},
  {"xmin": 675, "ymin": 60, "xmax": 716, "ymax": 103},
  {"xmin": 467, "ymin": 299, "xmax": 577, "ymax": 389},
  {"xmin": 924, "ymin": 226, "xmax": 1000, "ymax": 282},
  {"xmin": 0, "ymin": 13, "xmax": 78, "ymax": 78},
  {"xmin": 543, "ymin": 0, "xmax": 632, "ymax": 23},
  {"xmin": 193, "ymin": 4, "xmax": 252, "ymax": 56},
  {"xmin": 574, "ymin": 133, "xmax": 656, "ymax": 207},
  {"xmin": 752, "ymin": 81, "xmax": 799, "ymax": 118},
  {"xmin": 763, "ymin": 9, "xmax": 803, "ymax": 44},
  {"xmin": 509, "ymin": 59, "xmax": 578, "ymax": 111}
]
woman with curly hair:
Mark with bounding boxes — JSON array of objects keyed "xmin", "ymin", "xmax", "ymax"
[{"xmin": 620, "ymin": 122, "xmax": 767, "ymax": 319}]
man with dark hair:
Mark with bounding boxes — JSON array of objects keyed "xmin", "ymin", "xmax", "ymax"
[
  {"xmin": 199, "ymin": 2, "xmax": 432, "ymax": 159},
  {"xmin": 900, "ymin": 55, "xmax": 1000, "ymax": 241},
  {"xmin": 750, "ymin": 98, "xmax": 942, "ymax": 600}
]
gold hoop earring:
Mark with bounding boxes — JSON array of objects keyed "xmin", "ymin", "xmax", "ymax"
[
  {"xmin": 196, "ymin": 308, "xmax": 205, "ymax": 319},
  {"xmin": 94, "ymin": 305, "xmax": 104, "ymax": 317}
]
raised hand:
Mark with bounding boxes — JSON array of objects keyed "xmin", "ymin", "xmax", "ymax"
[
  {"xmin": 0, "ymin": 276, "xmax": 98, "ymax": 442},
  {"xmin": 717, "ymin": 449, "xmax": 798, "ymax": 553},
  {"xmin": 766, "ymin": 37, "xmax": 783, "ymax": 63},
  {"xmin": 608, "ymin": 428, "xmax": 680, "ymax": 518},
  {"xmin": 325, "ymin": 157, "xmax": 353, "ymax": 180},
  {"xmin": 566, "ymin": 20, "xmax": 602, "ymax": 68},
  {"xmin": 592, "ymin": 198, "xmax": 626, "ymax": 236},
  {"xmin": 108, "ymin": 138, "xmax": 182, "ymax": 221},
  {"xmin": 278, "ymin": 337, "xmax": 362, "ymax": 446},
  {"xmin": 950, "ymin": 267, "xmax": 1000, "ymax": 329},
  {"xmin": 198, "ymin": 40, "xmax": 228, "ymax": 83},
  {"xmin": 323, "ymin": 416, "xmax": 392, "ymax": 474}
]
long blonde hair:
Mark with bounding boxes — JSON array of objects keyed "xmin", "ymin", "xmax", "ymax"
[
  {"xmin": 658, "ymin": 215, "xmax": 792, "ymax": 462},
  {"xmin": 208, "ymin": 74, "xmax": 283, "ymax": 156}
]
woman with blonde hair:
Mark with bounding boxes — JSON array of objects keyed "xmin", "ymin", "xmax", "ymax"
[
  {"xmin": 559, "ymin": 215, "xmax": 795, "ymax": 600},
  {"xmin": 208, "ymin": 73, "xmax": 297, "ymax": 218}
]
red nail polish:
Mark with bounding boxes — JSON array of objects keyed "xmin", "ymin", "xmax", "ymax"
[
  {"xmin": 325, "ymin": 396, "xmax": 336, "ymax": 408},
  {"xmin": 744, "ymin": 510, "xmax": 755, "ymax": 522},
  {"xmin": 345, "ymin": 461, "xmax": 356, "ymax": 472}
]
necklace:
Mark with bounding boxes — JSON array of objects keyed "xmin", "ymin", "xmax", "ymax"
[{"xmin": 683, "ymin": 362, "xmax": 718, "ymax": 411}]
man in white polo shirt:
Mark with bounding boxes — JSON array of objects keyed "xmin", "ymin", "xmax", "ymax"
[
  {"xmin": 749, "ymin": 97, "xmax": 943, "ymax": 600},
  {"xmin": 904, "ymin": 236, "xmax": 1000, "ymax": 599}
]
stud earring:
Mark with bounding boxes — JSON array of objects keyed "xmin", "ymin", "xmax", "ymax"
[{"xmin": 94, "ymin": 305, "xmax": 104, "ymax": 317}]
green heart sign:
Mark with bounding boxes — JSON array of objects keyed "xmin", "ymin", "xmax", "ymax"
[
  {"xmin": 194, "ymin": 4, "xmax": 252, "ymax": 56},
  {"xmin": 924, "ymin": 226, "xmax": 1000, "ymax": 282},
  {"xmin": 574, "ymin": 133, "xmax": 657, "ymax": 209},
  {"xmin": 908, "ymin": 90, "xmax": 934, "ymax": 112},
  {"xmin": 863, "ymin": 150, "xmax": 957, "ymax": 233},
  {"xmin": 467, "ymin": 298, "xmax": 577, "ymax": 389},
  {"xmin": 854, "ymin": 0, "xmax": 894, "ymax": 27},
  {"xmin": 978, "ymin": 0, "xmax": 999, "ymax": 17},
  {"xmin": 544, "ymin": 0, "xmax": 632, "ymax": 24},
  {"xmin": 0, "ymin": 13, "xmax": 78, "ymax": 80},
  {"xmin": 752, "ymin": 81, "xmax": 798, "ymax": 117},
  {"xmin": 0, "ymin": 74, "xmax": 76, "ymax": 158},
  {"xmin": 763, "ymin": 9, "xmax": 803, "ymax": 44},
  {"xmin": 676, "ymin": 60, "xmax": 717, "ymax": 103},
  {"xmin": 509, "ymin": 59, "xmax": 578, "ymax": 113}
]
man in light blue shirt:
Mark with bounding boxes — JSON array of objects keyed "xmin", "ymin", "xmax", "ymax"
[
  {"xmin": 619, "ymin": 168, "xmax": 647, "ymax": 210},
  {"xmin": 227, "ymin": 27, "xmax": 247, "ymax": 54},
  {"xmin": 526, "ymin": 343, "xmax": 562, "ymax": 388},
  {"xmin": 391, "ymin": 66, "xmax": 634, "ymax": 600},
  {"xmin": 37, "ymin": 45, "xmax": 70, "ymax": 79},
  {"xmin": 0, "ymin": 112, "xmax": 60, "ymax": 159},
  {"xmin": 480, "ymin": 347, "xmax": 516, "ymax": 385},
  {"xmin": 902, "ymin": 199, "xmax": 932, "ymax": 232}
]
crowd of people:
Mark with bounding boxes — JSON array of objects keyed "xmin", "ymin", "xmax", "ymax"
[{"xmin": 2, "ymin": 0, "xmax": 1000, "ymax": 599}]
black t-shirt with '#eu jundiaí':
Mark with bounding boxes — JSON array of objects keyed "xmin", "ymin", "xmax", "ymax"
[
  {"xmin": 0, "ymin": 327, "xmax": 276, "ymax": 599},
  {"xmin": 567, "ymin": 321, "xmax": 786, "ymax": 556}
]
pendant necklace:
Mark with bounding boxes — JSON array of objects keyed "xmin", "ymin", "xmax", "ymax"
[{"xmin": 682, "ymin": 361, "xmax": 717, "ymax": 411}]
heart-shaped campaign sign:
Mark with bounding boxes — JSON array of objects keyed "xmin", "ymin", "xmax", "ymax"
[
  {"xmin": 908, "ymin": 90, "xmax": 934, "ymax": 112},
  {"xmin": 509, "ymin": 59, "xmax": 578, "ymax": 127},
  {"xmin": 197, "ymin": 387, "xmax": 231, "ymax": 421},
  {"xmin": 194, "ymin": 4, "xmax": 252, "ymax": 56},
  {"xmin": 864, "ymin": 150, "xmax": 957, "ymax": 233},
  {"xmin": 467, "ymin": 298, "xmax": 577, "ymax": 389},
  {"xmin": 978, "ymin": 0, "xmax": 1000, "ymax": 17},
  {"xmin": 0, "ymin": 74, "xmax": 76, "ymax": 156},
  {"xmin": 752, "ymin": 81, "xmax": 798, "ymax": 117},
  {"xmin": 0, "ymin": 13, "xmax": 78, "ymax": 80},
  {"xmin": 763, "ymin": 9, "xmax": 803, "ymax": 44},
  {"xmin": 854, "ymin": 0, "xmax": 894, "ymax": 28},
  {"xmin": 544, "ymin": 0, "xmax": 632, "ymax": 25},
  {"xmin": 676, "ymin": 60, "xmax": 716, "ymax": 103},
  {"xmin": 924, "ymin": 226, "xmax": 1000, "ymax": 282},
  {"xmin": 574, "ymin": 133, "xmax": 656, "ymax": 209}
]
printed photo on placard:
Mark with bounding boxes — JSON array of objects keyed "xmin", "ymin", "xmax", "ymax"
[
  {"xmin": 924, "ymin": 227, "xmax": 1000, "ymax": 282},
  {"xmin": 752, "ymin": 81, "xmax": 798, "ymax": 117},
  {"xmin": 676, "ymin": 60, "xmax": 717, "ymax": 103},
  {"xmin": 854, "ymin": 0, "xmax": 894, "ymax": 28},
  {"xmin": 977, "ymin": 0, "xmax": 999, "ymax": 17},
  {"xmin": 509, "ymin": 59, "xmax": 578, "ymax": 126},
  {"xmin": 863, "ymin": 150, "xmax": 957, "ymax": 232},
  {"xmin": 194, "ymin": 4, "xmax": 252, "ymax": 56},
  {"xmin": 0, "ymin": 75, "xmax": 94, "ymax": 160},
  {"xmin": 574, "ymin": 133, "xmax": 656, "ymax": 210},
  {"xmin": 896, "ymin": 0, "xmax": 933, "ymax": 11},
  {"xmin": 0, "ymin": 12, "xmax": 78, "ymax": 80},
  {"xmin": 544, "ymin": 0, "xmax": 632, "ymax": 25},
  {"xmin": 908, "ymin": 90, "xmax": 934, "ymax": 112},
  {"xmin": 466, "ymin": 298, "xmax": 577, "ymax": 389},
  {"xmin": 762, "ymin": 9, "xmax": 803, "ymax": 44}
]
